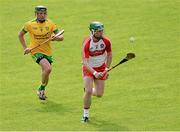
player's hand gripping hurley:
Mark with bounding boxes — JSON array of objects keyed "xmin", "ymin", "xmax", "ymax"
[{"xmin": 108, "ymin": 53, "xmax": 136, "ymax": 72}]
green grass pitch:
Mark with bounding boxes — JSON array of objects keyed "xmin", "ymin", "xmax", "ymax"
[{"xmin": 0, "ymin": 0, "xmax": 179, "ymax": 130}]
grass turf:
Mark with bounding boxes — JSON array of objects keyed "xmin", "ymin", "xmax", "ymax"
[{"xmin": 0, "ymin": 0, "xmax": 179, "ymax": 130}]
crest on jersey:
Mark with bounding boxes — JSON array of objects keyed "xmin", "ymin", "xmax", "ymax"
[
  {"xmin": 45, "ymin": 27, "xmax": 49, "ymax": 31},
  {"xmin": 100, "ymin": 43, "xmax": 105, "ymax": 49}
]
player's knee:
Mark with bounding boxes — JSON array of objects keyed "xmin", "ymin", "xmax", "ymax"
[
  {"xmin": 85, "ymin": 89, "xmax": 92, "ymax": 95},
  {"xmin": 96, "ymin": 90, "xmax": 104, "ymax": 97},
  {"xmin": 96, "ymin": 93, "xmax": 103, "ymax": 98}
]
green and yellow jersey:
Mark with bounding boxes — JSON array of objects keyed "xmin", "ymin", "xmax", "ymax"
[{"xmin": 22, "ymin": 19, "xmax": 59, "ymax": 55}]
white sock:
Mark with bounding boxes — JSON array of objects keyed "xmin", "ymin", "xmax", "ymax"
[{"xmin": 83, "ymin": 108, "xmax": 89, "ymax": 117}]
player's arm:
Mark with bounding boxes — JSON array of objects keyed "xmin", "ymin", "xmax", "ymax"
[
  {"xmin": 51, "ymin": 28, "xmax": 64, "ymax": 41},
  {"xmin": 82, "ymin": 57, "xmax": 103, "ymax": 79},
  {"xmin": 82, "ymin": 58, "xmax": 96, "ymax": 74},
  {"xmin": 106, "ymin": 51, "xmax": 112, "ymax": 68},
  {"xmin": 52, "ymin": 33, "xmax": 64, "ymax": 41},
  {"xmin": 18, "ymin": 30, "xmax": 31, "ymax": 55},
  {"xmin": 82, "ymin": 41, "xmax": 95, "ymax": 74},
  {"xmin": 105, "ymin": 39, "xmax": 112, "ymax": 70}
]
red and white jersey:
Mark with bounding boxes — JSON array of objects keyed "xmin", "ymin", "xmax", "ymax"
[{"xmin": 82, "ymin": 36, "xmax": 112, "ymax": 68}]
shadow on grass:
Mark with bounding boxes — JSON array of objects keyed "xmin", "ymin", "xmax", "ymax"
[
  {"xmin": 35, "ymin": 100, "xmax": 70, "ymax": 115},
  {"xmin": 87, "ymin": 117, "xmax": 129, "ymax": 131}
]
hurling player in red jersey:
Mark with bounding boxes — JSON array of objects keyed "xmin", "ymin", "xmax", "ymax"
[{"xmin": 81, "ymin": 21, "xmax": 112, "ymax": 123}]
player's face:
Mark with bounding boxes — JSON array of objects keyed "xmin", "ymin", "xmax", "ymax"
[
  {"xmin": 94, "ymin": 29, "xmax": 103, "ymax": 39},
  {"xmin": 36, "ymin": 11, "xmax": 47, "ymax": 22}
]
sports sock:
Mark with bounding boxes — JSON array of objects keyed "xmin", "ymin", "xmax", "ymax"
[
  {"xmin": 83, "ymin": 108, "xmax": 89, "ymax": 117},
  {"xmin": 38, "ymin": 85, "xmax": 45, "ymax": 91}
]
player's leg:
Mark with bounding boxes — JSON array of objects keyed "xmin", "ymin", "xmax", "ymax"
[
  {"xmin": 93, "ymin": 79, "xmax": 105, "ymax": 97},
  {"xmin": 32, "ymin": 53, "xmax": 53, "ymax": 100},
  {"xmin": 38, "ymin": 58, "xmax": 52, "ymax": 100},
  {"xmin": 82, "ymin": 76, "xmax": 93, "ymax": 122},
  {"xmin": 39, "ymin": 58, "xmax": 52, "ymax": 85}
]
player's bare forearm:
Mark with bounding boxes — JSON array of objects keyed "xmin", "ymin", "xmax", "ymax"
[
  {"xmin": 82, "ymin": 58, "xmax": 96, "ymax": 74},
  {"xmin": 18, "ymin": 31, "xmax": 27, "ymax": 50},
  {"xmin": 18, "ymin": 31, "xmax": 31, "ymax": 55},
  {"xmin": 82, "ymin": 58, "xmax": 104, "ymax": 79},
  {"xmin": 106, "ymin": 52, "xmax": 112, "ymax": 68},
  {"xmin": 52, "ymin": 35, "xmax": 64, "ymax": 41}
]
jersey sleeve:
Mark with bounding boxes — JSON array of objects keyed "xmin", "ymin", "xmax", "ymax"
[
  {"xmin": 82, "ymin": 37, "xmax": 90, "ymax": 58},
  {"xmin": 52, "ymin": 23, "xmax": 59, "ymax": 34},
  {"xmin": 104, "ymin": 37, "xmax": 112, "ymax": 53},
  {"xmin": 22, "ymin": 22, "xmax": 30, "ymax": 33}
]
